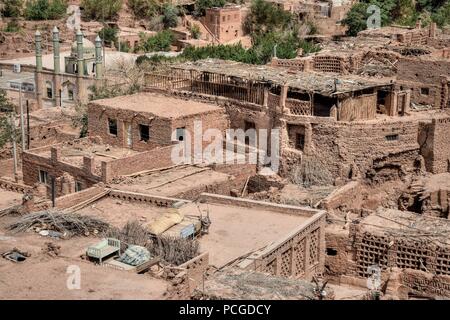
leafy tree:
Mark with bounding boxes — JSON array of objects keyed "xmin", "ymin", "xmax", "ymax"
[
  {"xmin": 81, "ymin": 0, "xmax": 122, "ymax": 21},
  {"xmin": 128, "ymin": 0, "xmax": 159, "ymax": 19},
  {"xmin": 432, "ymin": 1, "xmax": 450, "ymax": 27},
  {"xmin": 98, "ymin": 25, "xmax": 118, "ymax": 46},
  {"xmin": 138, "ymin": 30, "xmax": 174, "ymax": 52},
  {"xmin": 161, "ymin": 4, "xmax": 179, "ymax": 29},
  {"xmin": 244, "ymin": 0, "xmax": 293, "ymax": 36},
  {"xmin": 341, "ymin": 2, "xmax": 370, "ymax": 36},
  {"xmin": 194, "ymin": 0, "xmax": 226, "ymax": 17},
  {"xmin": 24, "ymin": 0, "xmax": 67, "ymax": 20},
  {"xmin": 1, "ymin": 0, "xmax": 24, "ymax": 18}
]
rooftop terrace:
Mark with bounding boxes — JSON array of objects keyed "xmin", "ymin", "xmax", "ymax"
[
  {"xmin": 170, "ymin": 59, "xmax": 392, "ymax": 96},
  {"xmin": 91, "ymin": 92, "xmax": 223, "ymax": 119}
]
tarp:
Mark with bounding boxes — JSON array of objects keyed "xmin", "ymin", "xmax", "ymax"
[
  {"xmin": 147, "ymin": 208, "xmax": 183, "ymax": 235},
  {"xmin": 116, "ymin": 245, "xmax": 150, "ymax": 266}
]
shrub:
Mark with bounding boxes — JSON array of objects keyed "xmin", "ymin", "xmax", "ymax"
[
  {"xmin": 139, "ymin": 30, "xmax": 174, "ymax": 52},
  {"xmin": 81, "ymin": 0, "xmax": 122, "ymax": 21},
  {"xmin": 190, "ymin": 24, "xmax": 201, "ymax": 39},
  {"xmin": 24, "ymin": 0, "xmax": 67, "ymax": 20},
  {"xmin": 1, "ymin": 0, "xmax": 24, "ymax": 18}
]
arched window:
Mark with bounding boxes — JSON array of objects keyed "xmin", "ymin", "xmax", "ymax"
[{"xmin": 46, "ymin": 81, "xmax": 53, "ymax": 99}]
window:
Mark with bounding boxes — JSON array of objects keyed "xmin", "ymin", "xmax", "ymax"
[
  {"xmin": 296, "ymin": 133, "xmax": 305, "ymax": 151},
  {"xmin": 176, "ymin": 127, "xmax": 186, "ymax": 141},
  {"xmin": 244, "ymin": 121, "xmax": 256, "ymax": 145},
  {"xmin": 68, "ymin": 88, "xmax": 74, "ymax": 100},
  {"xmin": 108, "ymin": 118, "xmax": 118, "ymax": 136},
  {"xmin": 139, "ymin": 124, "xmax": 150, "ymax": 142},
  {"xmin": 39, "ymin": 170, "xmax": 48, "ymax": 185},
  {"xmin": 222, "ymin": 16, "xmax": 225, "ymax": 22},
  {"xmin": 386, "ymin": 134, "xmax": 399, "ymax": 141},
  {"xmin": 75, "ymin": 181, "xmax": 82, "ymax": 192},
  {"xmin": 327, "ymin": 248, "xmax": 338, "ymax": 256},
  {"xmin": 46, "ymin": 81, "xmax": 53, "ymax": 99},
  {"xmin": 421, "ymin": 87, "xmax": 430, "ymax": 95}
]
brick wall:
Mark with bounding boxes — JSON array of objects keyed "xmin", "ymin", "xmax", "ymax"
[
  {"xmin": 429, "ymin": 117, "xmax": 450, "ymax": 173},
  {"xmin": 88, "ymin": 103, "xmax": 173, "ymax": 151},
  {"xmin": 101, "ymin": 145, "xmax": 175, "ymax": 182},
  {"xmin": 88, "ymin": 103, "xmax": 229, "ymax": 153},
  {"xmin": 281, "ymin": 118, "xmax": 421, "ymax": 179},
  {"xmin": 397, "ymin": 57, "xmax": 450, "ymax": 108},
  {"xmin": 22, "ymin": 146, "xmax": 101, "ymax": 196},
  {"xmin": 54, "ymin": 185, "xmax": 106, "ymax": 209}
]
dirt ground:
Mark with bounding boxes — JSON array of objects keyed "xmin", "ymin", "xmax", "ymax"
[
  {"xmin": 0, "ymin": 215, "xmax": 169, "ymax": 300},
  {"xmin": 0, "ymin": 190, "xmax": 23, "ymax": 209}
]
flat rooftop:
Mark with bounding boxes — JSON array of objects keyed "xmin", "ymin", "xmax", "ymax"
[
  {"xmin": 91, "ymin": 92, "xmax": 223, "ymax": 119},
  {"xmin": 29, "ymin": 139, "xmax": 139, "ymax": 175},
  {"xmin": 75, "ymin": 197, "xmax": 169, "ymax": 228},
  {"xmin": 361, "ymin": 209, "xmax": 450, "ymax": 242},
  {"xmin": 112, "ymin": 165, "xmax": 231, "ymax": 198},
  {"xmin": 170, "ymin": 59, "xmax": 392, "ymax": 96},
  {"xmin": 178, "ymin": 200, "xmax": 309, "ymax": 268}
]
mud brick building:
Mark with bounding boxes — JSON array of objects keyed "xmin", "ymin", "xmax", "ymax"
[
  {"xmin": 326, "ymin": 209, "xmax": 450, "ymax": 298},
  {"xmin": 202, "ymin": 5, "xmax": 245, "ymax": 43},
  {"xmin": 88, "ymin": 92, "xmax": 229, "ymax": 152},
  {"xmin": 145, "ymin": 59, "xmax": 440, "ymax": 180}
]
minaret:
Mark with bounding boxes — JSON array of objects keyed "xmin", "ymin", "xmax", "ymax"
[
  {"xmin": 76, "ymin": 28, "xmax": 84, "ymax": 77},
  {"xmin": 35, "ymin": 30, "xmax": 43, "ymax": 109},
  {"xmin": 53, "ymin": 26, "xmax": 61, "ymax": 107},
  {"xmin": 95, "ymin": 35, "xmax": 103, "ymax": 80},
  {"xmin": 35, "ymin": 30, "xmax": 42, "ymax": 71},
  {"xmin": 53, "ymin": 26, "xmax": 60, "ymax": 74}
]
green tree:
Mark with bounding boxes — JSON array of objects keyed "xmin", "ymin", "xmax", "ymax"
[
  {"xmin": 432, "ymin": 1, "xmax": 450, "ymax": 27},
  {"xmin": 24, "ymin": 0, "xmax": 67, "ymax": 20},
  {"xmin": 341, "ymin": 2, "xmax": 370, "ymax": 36},
  {"xmin": 244, "ymin": 0, "xmax": 295, "ymax": 39},
  {"xmin": 161, "ymin": 4, "xmax": 179, "ymax": 29},
  {"xmin": 81, "ymin": 0, "xmax": 122, "ymax": 21},
  {"xmin": 194, "ymin": 0, "xmax": 226, "ymax": 16},
  {"xmin": 98, "ymin": 25, "xmax": 118, "ymax": 46},
  {"xmin": 139, "ymin": 30, "xmax": 174, "ymax": 52},
  {"xmin": 128, "ymin": 0, "xmax": 159, "ymax": 19},
  {"xmin": 1, "ymin": 0, "xmax": 24, "ymax": 17}
]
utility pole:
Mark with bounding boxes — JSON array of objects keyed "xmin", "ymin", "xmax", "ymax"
[
  {"xmin": 10, "ymin": 112, "xmax": 18, "ymax": 182},
  {"xmin": 19, "ymin": 83, "xmax": 26, "ymax": 150}
]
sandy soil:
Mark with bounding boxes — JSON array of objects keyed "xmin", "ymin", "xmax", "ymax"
[
  {"xmin": 0, "ymin": 190, "xmax": 23, "ymax": 210},
  {"xmin": 0, "ymin": 216, "xmax": 169, "ymax": 300}
]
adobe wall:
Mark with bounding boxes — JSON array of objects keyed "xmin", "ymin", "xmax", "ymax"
[
  {"xmin": 88, "ymin": 102, "xmax": 229, "ymax": 153},
  {"xmin": 22, "ymin": 146, "xmax": 101, "ymax": 196},
  {"xmin": 203, "ymin": 7, "xmax": 243, "ymax": 43},
  {"xmin": 428, "ymin": 117, "xmax": 450, "ymax": 174},
  {"xmin": 88, "ymin": 102, "xmax": 173, "ymax": 151},
  {"xmin": 237, "ymin": 208, "xmax": 327, "ymax": 280},
  {"xmin": 397, "ymin": 57, "xmax": 450, "ymax": 107},
  {"xmin": 102, "ymin": 145, "xmax": 175, "ymax": 182},
  {"xmin": 178, "ymin": 252, "xmax": 210, "ymax": 295},
  {"xmin": 54, "ymin": 185, "xmax": 106, "ymax": 209},
  {"xmin": 280, "ymin": 118, "xmax": 421, "ymax": 180}
]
